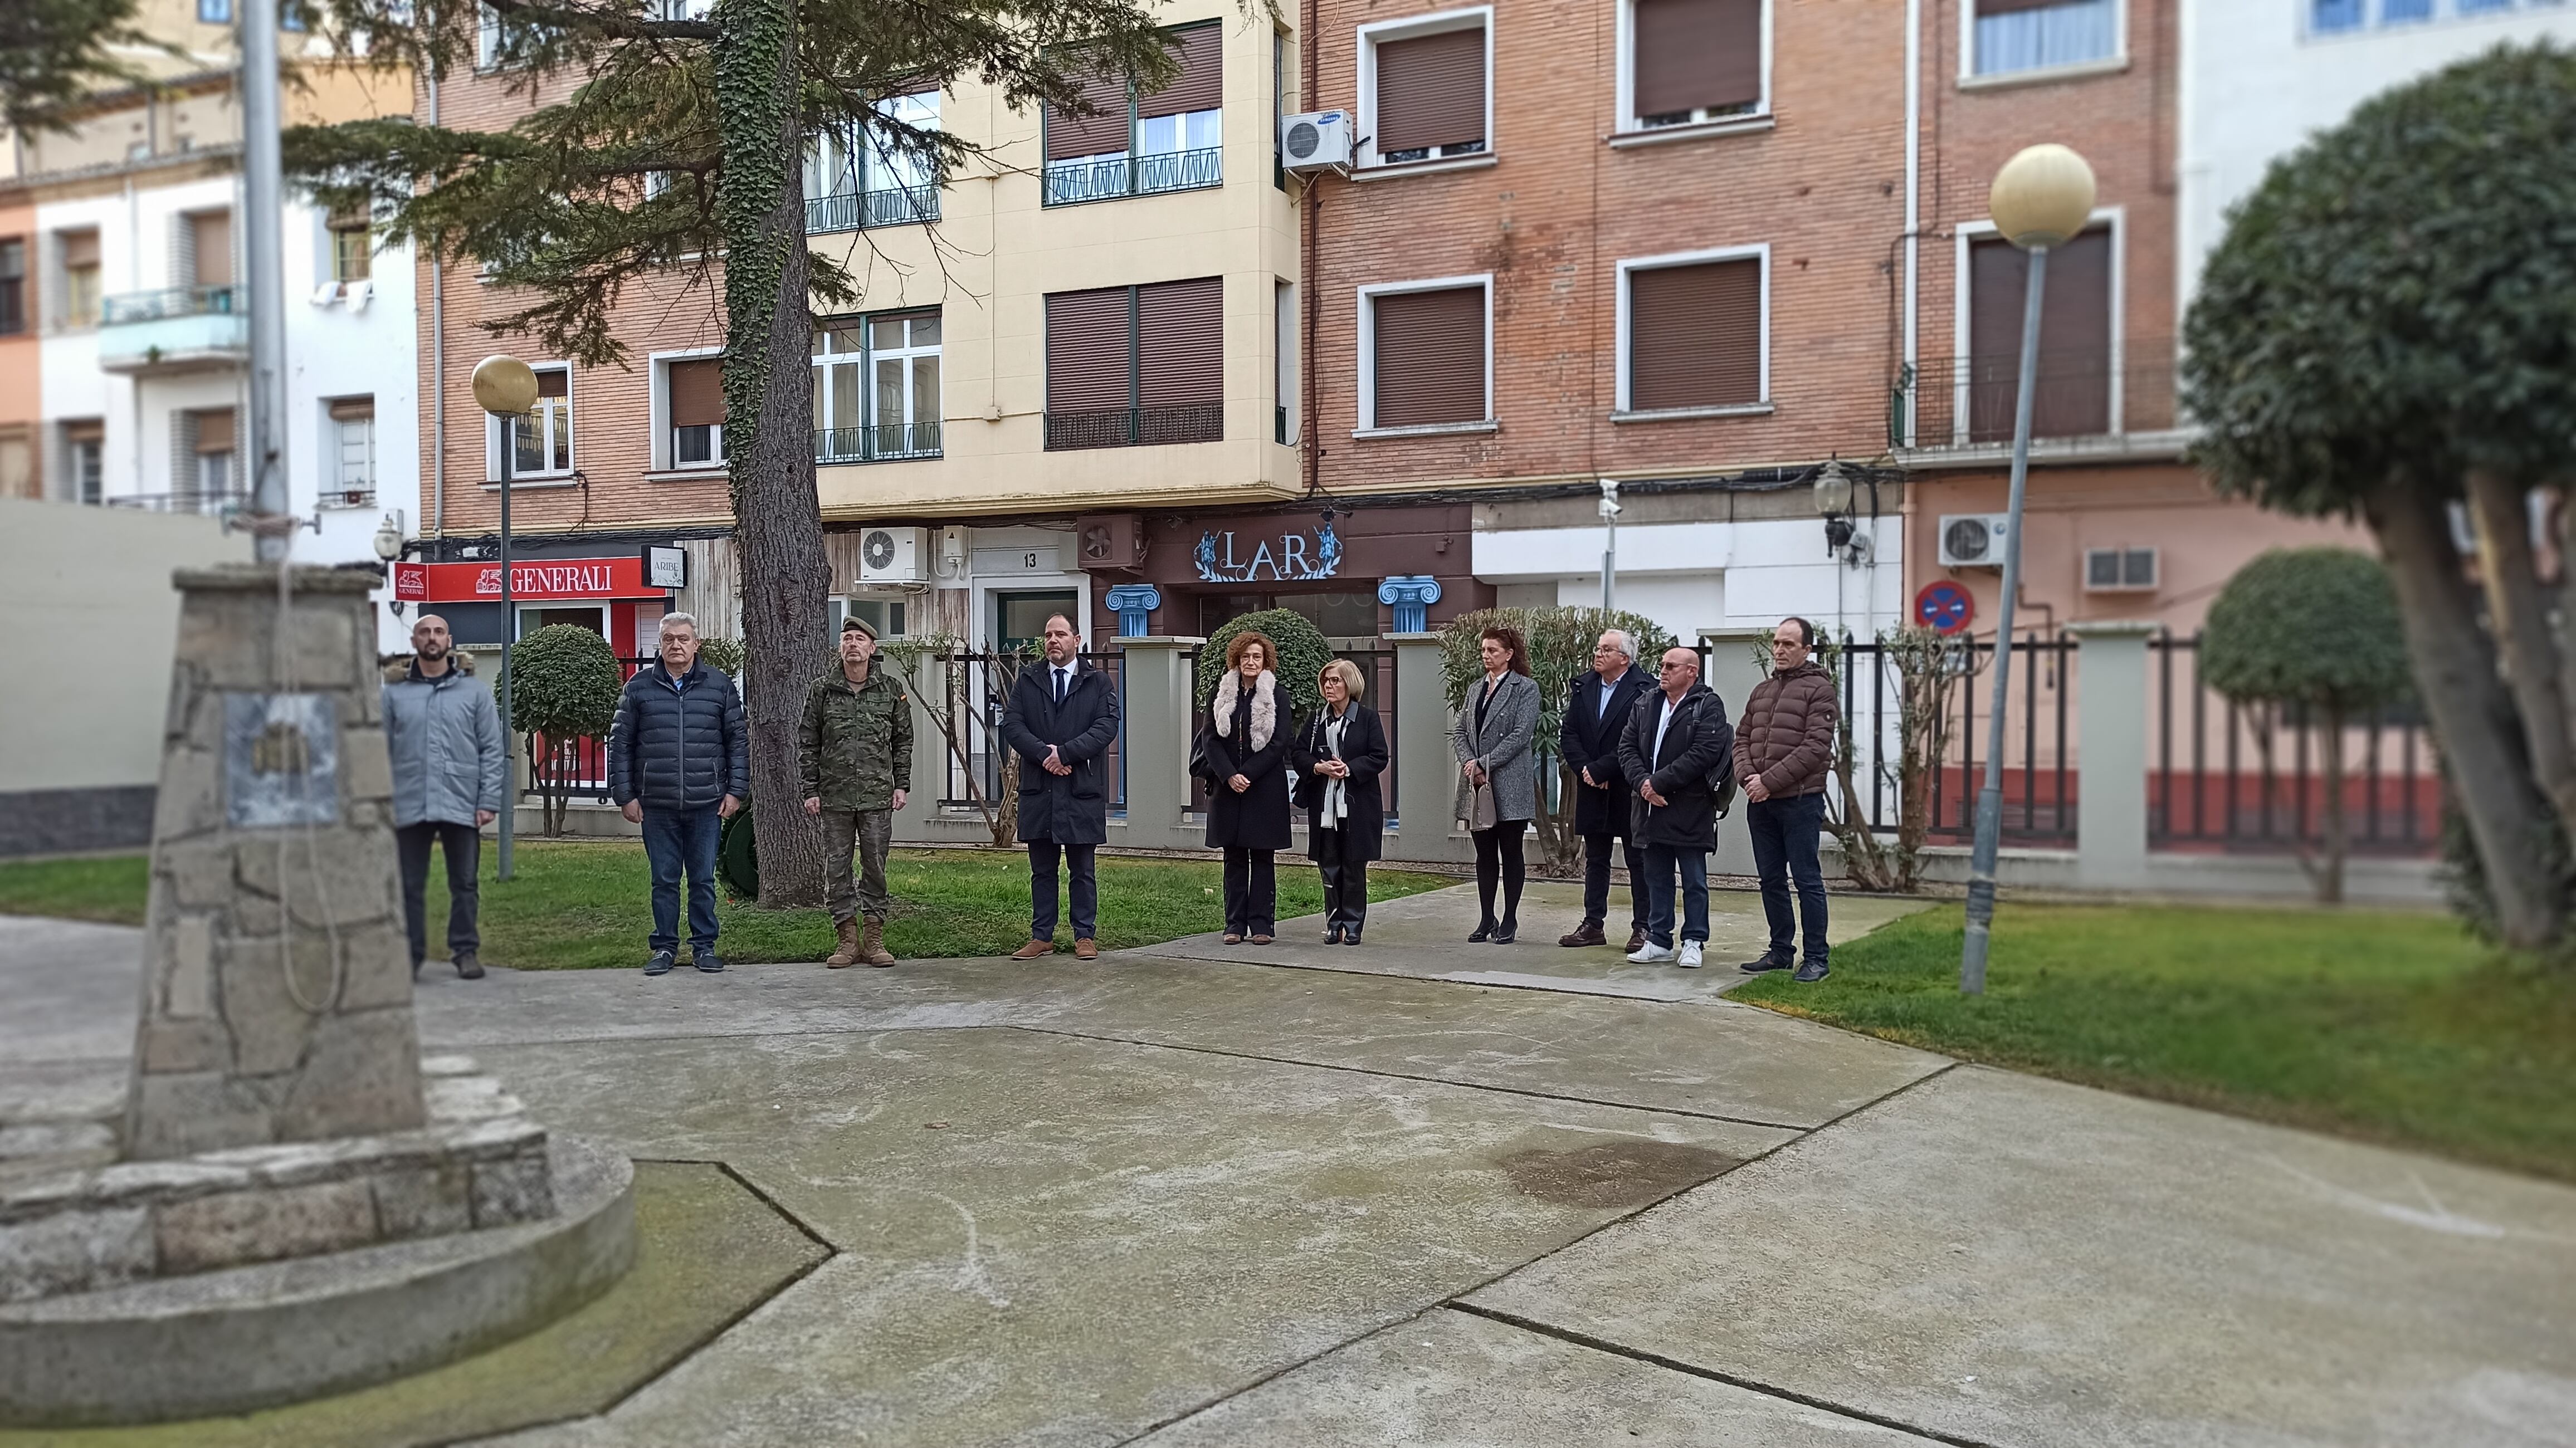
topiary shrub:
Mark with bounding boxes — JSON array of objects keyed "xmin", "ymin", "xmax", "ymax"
[
  {"xmin": 1435, "ymin": 606, "xmax": 1679, "ymax": 872},
  {"xmin": 2202, "ymin": 547, "xmax": 2412, "ymax": 903},
  {"xmin": 693, "ymin": 635, "xmax": 745, "ymax": 679},
  {"xmin": 507, "ymin": 624, "xmax": 625, "ymax": 836},
  {"xmin": 1197, "ymin": 609, "xmax": 1335, "ymax": 721}
]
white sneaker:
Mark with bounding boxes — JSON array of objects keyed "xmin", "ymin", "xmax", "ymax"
[
  {"xmin": 1626, "ymin": 941, "xmax": 1676, "ymax": 964},
  {"xmin": 1676, "ymin": 941, "xmax": 1705, "ymax": 970}
]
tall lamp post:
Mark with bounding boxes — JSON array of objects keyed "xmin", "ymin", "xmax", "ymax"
[
  {"xmin": 472, "ymin": 355, "xmax": 539, "ymax": 882},
  {"xmin": 1959, "ymin": 143, "xmax": 2095, "ymax": 996},
  {"xmin": 1599, "ymin": 479, "xmax": 1621, "ymax": 614}
]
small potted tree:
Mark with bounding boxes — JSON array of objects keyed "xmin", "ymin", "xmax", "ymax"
[
  {"xmin": 2201, "ymin": 548, "xmax": 2410, "ymax": 902},
  {"xmin": 506, "ymin": 624, "xmax": 625, "ymax": 836}
]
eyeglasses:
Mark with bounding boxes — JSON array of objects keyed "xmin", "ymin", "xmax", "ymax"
[{"xmin": 1659, "ymin": 661, "xmax": 1691, "ymax": 672}]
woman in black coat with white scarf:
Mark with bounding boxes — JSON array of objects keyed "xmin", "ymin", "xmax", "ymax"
[
  {"xmin": 1203, "ymin": 631, "xmax": 1296, "ymax": 945},
  {"xmin": 1292, "ymin": 658, "xmax": 1388, "ymax": 946}
]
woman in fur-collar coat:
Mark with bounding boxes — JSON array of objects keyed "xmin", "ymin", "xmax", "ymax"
[{"xmin": 1202, "ymin": 631, "xmax": 1296, "ymax": 944}]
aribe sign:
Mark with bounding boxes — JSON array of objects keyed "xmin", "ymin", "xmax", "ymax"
[
  {"xmin": 1194, "ymin": 521, "xmax": 1343, "ymax": 584},
  {"xmin": 394, "ymin": 556, "xmax": 666, "ymax": 603}
]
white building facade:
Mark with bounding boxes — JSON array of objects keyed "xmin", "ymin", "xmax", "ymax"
[
  {"xmin": 2178, "ymin": 0, "xmax": 2576, "ymax": 308},
  {"xmin": 33, "ymin": 164, "xmax": 419, "ymax": 651}
]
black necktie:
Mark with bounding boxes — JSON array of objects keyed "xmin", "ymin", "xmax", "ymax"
[{"xmin": 1054, "ymin": 667, "xmax": 1067, "ymax": 706}]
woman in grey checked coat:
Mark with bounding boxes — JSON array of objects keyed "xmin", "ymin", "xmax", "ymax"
[{"xmin": 1451, "ymin": 625, "xmax": 1540, "ymax": 943}]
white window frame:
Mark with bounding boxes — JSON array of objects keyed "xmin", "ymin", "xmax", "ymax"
[
  {"xmin": 650, "ymin": 347, "xmax": 726, "ymax": 474},
  {"xmin": 1612, "ymin": 0, "xmax": 1774, "ymax": 142},
  {"xmin": 1355, "ymin": 6, "xmax": 1495, "ymax": 176},
  {"xmin": 1275, "ymin": 279, "xmax": 1298, "ymax": 446},
  {"xmin": 476, "ymin": 3, "xmax": 503, "ymax": 69},
  {"xmin": 328, "ymin": 402, "xmax": 375, "ymax": 503},
  {"xmin": 1958, "ymin": 0, "xmax": 2128, "ymax": 87},
  {"xmin": 1354, "ymin": 272, "xmax": 1495, "ymax": 437},
  {"xmin": 1613, "ymin": 243, "xmax": 1771, "ymax": 418},
  {"xmin": 867, "ymin": 312, "xmax": 943, "ymax": 441},
  {"xmin": 1950, "ymin": 206, "xmax": 2126, "ymax": 446},
  {"xmin": 484, "ymin": 361, "xmax": 576, "ymax": 482}
]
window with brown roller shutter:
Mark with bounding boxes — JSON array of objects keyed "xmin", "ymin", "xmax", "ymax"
[
  {"xmin": 1373, "ymin": 27, "xmax": 1486, "ymax": 158},
  {"xmin": 1138, "ymin": 277, "xmax": 1223, "ymax": 443},
  {"xmin": 1138, "ymin": 25, "xmax": 1221, "ymax": 119},
  {"xmin": 1370, "ymin": 286, "xmax": 1486, "ymax": 428},
  {"xmin": 1632, "ymin": 0, "xmax": 1763, "ymax": 123},
  {"xmin": 1627, "ymin": 257, "xmax": 1762, "ymax": 412},
  {"xmin": 1044, "ymin": 66, "xmax": 1134, "ymax": 161},
  {"xmin": 669, "ymin": 359, "xmax": 724, "ymax": 429},
  {"xmin": 1046, "ymin": 280, "xmax": 1224, "ymax": 448},
  {"xmin": 1966, "ymin": 226, "xmax": 2111, "ymax": 442}
]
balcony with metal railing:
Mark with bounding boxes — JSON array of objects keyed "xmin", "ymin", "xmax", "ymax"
[
  {"xmin": 1889, "ymin": 339, "xmax": 2184, "ymax": 462},
  {"xmin": 1043, "ymin": 404, "xmax": 1223, "ymax": 451},
  {"xmin": 804, "ymin": 183, "xmax": 940, "ymax": 235},
  {"xmin": 98, "ymin": 285, "xmax": 247, "ymax": 376},
  {"xmin": 814, "ymin": 420, "xmax": 942, "ymax": 464},
  {"xmin": 1042, "ymin": 146, "xmax": 1223, "ymax": 208},
  {"xmin": 106, "ymin": 490, "xmax": 247, "ymax": 517}
]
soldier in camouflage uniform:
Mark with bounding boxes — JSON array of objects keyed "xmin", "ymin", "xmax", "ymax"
[{"xmin": 799, "ymin": 616, "xmax": 915, "ymax": 967}]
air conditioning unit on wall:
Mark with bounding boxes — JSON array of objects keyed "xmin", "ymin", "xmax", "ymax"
[
  {"xmin": 1938, "ymin": 513, "xmax": 2013, "ymax": 569},
  {"xmin": 857, "ymin": 526, "xmax": 928, "ymax": 585},
  {"xmin": 2084, "ymin": 547, "xmax": 2158, "ymax": 593},
  {"xmin": 1280, "ymin": 111, "xmax": 1353, "ymax": 172}
]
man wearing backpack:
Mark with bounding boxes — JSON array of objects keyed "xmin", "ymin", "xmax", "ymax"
[
  {"xmin": 1615, "ymin": 647, "xmax": 1734, "ymax": 968},
  {"xmin": 1735, "ymin": 617, "xmax": 1840, "ymax": 982}
]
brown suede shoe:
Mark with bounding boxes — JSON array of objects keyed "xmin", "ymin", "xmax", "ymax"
[
  {"xmin": 1558, "ymin": 923, "xmax": 1607, "ymax": 948},
  {"xmin": 1011, "ymin": 940, "xmax": 1053, "ymax": 960},
  {"xmin": 825, "ymin": 916, "xmax": 862, "ymax": 969},
  {"xmin": 1074, "ymin": 938, "xmax": 1099, "ymax": 960},
  {"xmin": 860, "ymin": 918, "xmax": 896, "ymax": 967},
  {"xmin": 1625, "ymin": 926, "xmax": 1647, "ymax": 953}
]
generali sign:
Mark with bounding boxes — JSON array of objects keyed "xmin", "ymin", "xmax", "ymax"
[{"xmin": 393, "ymin": 557, "xmax": 664, "ymax": 603}]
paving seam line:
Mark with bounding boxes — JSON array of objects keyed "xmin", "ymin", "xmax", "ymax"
[
  {"xmin": 1445, "ymin": 1302, "xmax": 2013, "ymax": 1448},
  {"xmin": 524, "ymin": 1157, "xmax": 843, "ymax": 1431},
  {"xmin": 1113, "ymin": 946, "xmax": 1778, "ymax": 1008},
  {"xmin": 1101, "ymin": 1068, "xmax": 1967, "ymax": 1444},
  {"xmin": 999, "ymin": 1023, "xmax": 1817, "ymax": 1133}
]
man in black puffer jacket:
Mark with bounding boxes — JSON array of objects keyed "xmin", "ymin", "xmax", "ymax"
[{"xmin": 608, "ymin": 612, "xmax": 748, "ymax": 975}]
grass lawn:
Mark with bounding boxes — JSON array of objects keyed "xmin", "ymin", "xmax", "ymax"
[
  {"xmin": 1739, "ymin": 903, "xmax": 2576, "ymax": 1183},
  {"xmin": 0, "ymin": 844, "xmax": 1452, "ymax": 971}
]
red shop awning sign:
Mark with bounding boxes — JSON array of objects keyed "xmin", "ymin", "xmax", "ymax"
[{"xmin": 393, "ymin": 557, "xmax": 667, "ymax": 604}]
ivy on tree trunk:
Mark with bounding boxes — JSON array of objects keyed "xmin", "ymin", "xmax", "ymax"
[{"xmin": 717, "ymin": 0, "xmax": 832, "ymax": 908}]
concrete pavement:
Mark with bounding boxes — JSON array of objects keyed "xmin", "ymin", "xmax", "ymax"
[{"xmin": 3, "ymin": 883, "xmax": 2572, "ymax": 1448}]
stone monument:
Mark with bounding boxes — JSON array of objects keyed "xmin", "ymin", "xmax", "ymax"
[{"xmin": 0, "ymin": 566, "xmax": 635, "ymax": 1428}]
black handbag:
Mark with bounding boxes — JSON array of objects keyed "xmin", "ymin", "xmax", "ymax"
[{"xmin": 1188, "ymin": 721, "xmax": 1217, "ymax": 784}]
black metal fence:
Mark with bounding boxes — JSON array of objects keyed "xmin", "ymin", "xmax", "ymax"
[
  {"xmin": 1042, "ymin": 146, "xmax": 1223, "ymax": 207},
  {"xmin": 1043, "ymin": 404, "xmax": 1223, "ymax": 451},
  {"xmin": 803, "ymin": 184, "xmax": 940, "ymax": 234},
  {"xmin": 1819, "ymin": 632, "xmax": 2081, "ymax": 847},
  {"xmin": 926, "ymin": 649, "xmax": 1128, "ymax": 818},
  {"xmin": 1891, "ymin": 340, "xmax": 2179, "ymax": 451},
  {"xmin": 814, "ymin": 421, "xmax": 941, "ymax": 464},
  {"xmin": 2148, "ymin": 632, "xmax": 2442, "ymax": 854}
]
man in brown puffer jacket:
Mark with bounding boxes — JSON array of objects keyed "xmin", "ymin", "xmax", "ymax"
[{"xmin": 1733, "ymin": 617, "xmax": 1838, "ymax": 982}]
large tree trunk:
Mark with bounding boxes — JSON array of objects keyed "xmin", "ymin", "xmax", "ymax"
[
  {"xmin": 719, "ymin": 0, "xmax": 831, "ymax": 907},
  {"xmin": 2465, "ymin": 468, "xmax": 2576, "ymax": 834},
  {"xmin": 2367, "ymin": 477, "xmax": 2564, "ymax": 948}
]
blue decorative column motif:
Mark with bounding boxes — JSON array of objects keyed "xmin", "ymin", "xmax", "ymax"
[
  {"xmin": 1103, "ymin": 583, "xmax": 1162, "ymax": 638},
  {"xmin": 1378, "ymin": 575, "xmax": 1441, "ymax": 634}
]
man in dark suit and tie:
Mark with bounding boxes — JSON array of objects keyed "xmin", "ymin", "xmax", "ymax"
[
  {"xmin": 1558, "ymin": 628, "xmax": 1657, "ymax": 950},
  {"xmin": 999, "ymin": 613, "xmax": 1121, "ymax": 961}
]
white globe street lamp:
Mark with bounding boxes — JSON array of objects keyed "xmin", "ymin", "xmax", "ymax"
[
  {"xmin": 474, "ymin": 354, "xmax": 537, "ymax": 880},
  {"xmin": 1959, "ymin": 144, "xmax": 2096, "ymax": 996}
]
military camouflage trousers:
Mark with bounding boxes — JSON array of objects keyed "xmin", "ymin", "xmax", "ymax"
[{"xmin": 822, "ymin": 808, "xmax": 894, "ymax": 923}]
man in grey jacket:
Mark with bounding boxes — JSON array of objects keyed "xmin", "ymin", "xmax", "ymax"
[{"xmin": 382, "ymin": 614, "xmax": 506, "ymax": 980}]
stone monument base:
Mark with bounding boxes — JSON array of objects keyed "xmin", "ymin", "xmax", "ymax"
[
  {"xmin": 0, "ymin": 1134, "xmax": 633, "ymax": 1427},
  {"xmin": 0, "ymin": 1055, "xmax": 637, "ymax": 1427}
]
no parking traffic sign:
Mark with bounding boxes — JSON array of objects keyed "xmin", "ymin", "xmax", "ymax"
[{"xmin": 1915, "ymin": 580, "xmax": 1974, "ymax": 635}]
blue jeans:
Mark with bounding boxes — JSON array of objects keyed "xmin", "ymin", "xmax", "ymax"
[
  {"xmin": 1641, "ymin": 844, "xmax": 1709, "ymax": 950},
  {"xmin": 641, "ymin": 805, "xmax": 722, "ymax": 954},
  {"xmin": 1748, "ymin": 792, "xmax": 1829, "ymax": 963},
  {"xmin": 1028, "ymin": 841, "xmax": 1097, "ymax": 941}
]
